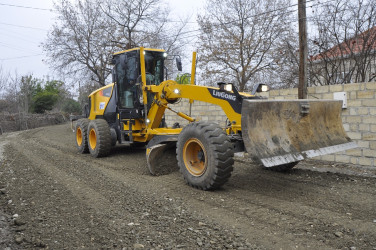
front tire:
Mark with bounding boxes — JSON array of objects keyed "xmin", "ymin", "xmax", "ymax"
[
  {"xmin": 87, "ymin": 119, "xmax": 112, "ymax": 158},
  {"xmin": 177, "ymin": 122, "xmax": 234, "ymax": 190},
  {"xmin": 75, "ymin": 118, "xmax": 90, "ymax": 154}
]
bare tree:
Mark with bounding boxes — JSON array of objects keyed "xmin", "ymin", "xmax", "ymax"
[
  {"xmin": 0, "ymin": 66, "xmax": 10, "ymax": 113},
  {"xmin": 196, "ymin": 0, "xmax": 295, "ymax": 91},
  {"xmin": 100, "ymin": 0, "xmax": 170, "ymax": 49},
  {"xmin": 18, "ymin": 75, "xmax": 41, "ymax": 113},
  {"xmin": 43, "ymin": 0, "xmax": 116, "ymax": 87},
  {"xmin": 309, "ymin": 0, "xmax": 376, "ymax": 85},
  {"xmin": 0, "ymin": 65, "xmax": 9, "ymax": 98},
  {"xmin": 43, "ymin": 0, "xmax": 189, "ymax": 88},
  {"xmin": 1, "ymin": 72, "xmax": 21, "ymax": 114},
  {"xmin": 100, "ymin": 0, "xmax": 190, "ymax": 77},
  {"xmin": 253, "ymin": 29, "xmax": 299, "ymax": 88}
]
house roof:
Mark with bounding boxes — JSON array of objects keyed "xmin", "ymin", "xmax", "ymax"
[{"xmin": 310, "ymin": 26, "xmax": 376, "ymax": 61}]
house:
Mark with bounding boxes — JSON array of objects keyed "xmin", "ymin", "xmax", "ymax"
[{"xmin": 309, "ymin": 26, "xmax": 376, "ymax": 85}]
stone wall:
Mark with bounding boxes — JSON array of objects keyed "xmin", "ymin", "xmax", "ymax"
[
  {"xmin": 0, "ymin": 112, "xmax": 68, "ymax": 133},
  {"xmin": 165, "ymin": 100, "xmax": 227, "ymax": 128},
  {"xmin": 164, "ymin": 82, "xmax": 376, "ymax": 167}
]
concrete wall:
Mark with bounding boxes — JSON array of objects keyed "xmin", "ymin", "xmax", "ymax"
[{"xmin": 165, "ymin": 82, "xmax": 376, "ymax": 167}]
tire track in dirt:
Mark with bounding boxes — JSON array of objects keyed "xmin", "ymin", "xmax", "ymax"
[
  {"xmin": 6, "ymin": 141, "xmax": 138, "ymax": 248},
  {"xmin": 35, "ymin": 128, "xmax": 376, "ymax": 226},
  {"xmin": 14, "ymin": 128, "xmax": 370, "ymax": 249},
  {"xmin": 9, "ymin": 128, "xmax": 307, "ymax": 248},
  {"xmin": 211, "ymin": 184, "xmax": 376, "ymax": 249},
  {"xmin": 3, "ymin": 145, "xmax": 119, "ymax": 248},
  {"xmin": 5, "ymin": 130, "xmax": 256, "ymax": 249},
  {"xmin": 228, "ymin": 164, "xmax": 376, "ymax": 220},
  {"xmin": 4, "ymin": 124, "xmax": 376, "ymax": 249}
]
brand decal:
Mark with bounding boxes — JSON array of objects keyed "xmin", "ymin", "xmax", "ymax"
[
  {"xmin": 99, "ymin": 102, "xmax": 106, "ymax": 110},
  {"xmin": 207, "ymin": 88, "xmax": 242, "ymax": 114},
  {"xmin": 212, "ymin": 90, "xmax": 237, "ymax": 101}
]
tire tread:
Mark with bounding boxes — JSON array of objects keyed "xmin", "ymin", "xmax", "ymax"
[
  {"xmin": 87, "ymin": 119, "xmax": 111, "ymax": 158},
  {"xmin": 75, "ymin": 118, "xmax": 90, "ymax": 154},
  {"xmin": 177, "ymin": 122, "xmax": 234, "ymax": 190}
]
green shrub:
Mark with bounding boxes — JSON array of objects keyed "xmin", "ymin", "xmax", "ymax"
[
  {"xmin": 175, "ymin": 73, "xmax": 191, "ymax": 84},
  {"xmin": 32, "ymin": 92, "xmax": 58, "ymax": 113},
  {"xmin": 62, "ymin": 98, "xmax": 81, "ymax": 114}
]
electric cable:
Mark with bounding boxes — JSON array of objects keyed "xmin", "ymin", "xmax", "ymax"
[{"xmin": 0, "ymin": 3, "xmax": 52, "ymax": 11}]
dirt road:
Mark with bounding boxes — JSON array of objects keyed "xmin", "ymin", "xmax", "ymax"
[{"xmin": 1, "ymin": 124, "xmax": 375, "ymax": 249}]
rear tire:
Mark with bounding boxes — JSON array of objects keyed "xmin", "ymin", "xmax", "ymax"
[
  {"xmin": 87, "ymin": 119, "xmax": 112, "ymax": 158},
  {"xmin": 110, "ymin": 128, "xmax": 117, "ymax": 147},
  {"xmin": 177, "ymin": 122, "xmax": 234, "ymax": 190},
  {"xmin": 265, "ymin": 162, "xmax": 299, "ymax": 172},
  {"xmin": 75, "ymin": 118, "xmax": 90, "ymax": 154}
]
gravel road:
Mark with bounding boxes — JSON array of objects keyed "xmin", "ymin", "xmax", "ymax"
[{"xmin": 0, "ymin": 124, "xmax": 375, "ymax": 249}]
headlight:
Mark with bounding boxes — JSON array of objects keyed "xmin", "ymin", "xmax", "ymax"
[
  {"xmin": 218, "ymin": 82, "xmax": 233, "ymax": 92},
  {"xmin": 252, "ymin": 84, "xmax": 270, "ymax": 94},
  {"xmin": 173, "ymin": 89, "xmax": 180, "ymax": 94},
  {"xmin": 260, "ymin": 85, "xmax": 270, "ymax": 92},
  {"xmin": 224, "ymin": 84, "xmax": 232, "ymax": 92}
]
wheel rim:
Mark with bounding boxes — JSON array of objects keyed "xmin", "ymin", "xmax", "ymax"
[
  {"xmin": 89, "ymin": 128, "xmax": 97, "ymax": 150},
  {"xmin": 76, "ymin": 127, "xmax": 83, "ymax": 146},
  {"xmin": 183, "ymin": 138, "xmax": 207, "ymax": 176}
]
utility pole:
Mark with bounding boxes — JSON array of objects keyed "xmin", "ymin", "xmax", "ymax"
[{"xmin": 298, "ymin": 0, "xmax": 308, "ymax": 99}]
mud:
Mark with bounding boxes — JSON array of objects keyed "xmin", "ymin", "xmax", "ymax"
[{"xmin": 0, "ymin": 124, "xmax": 375, "ymax": 249}]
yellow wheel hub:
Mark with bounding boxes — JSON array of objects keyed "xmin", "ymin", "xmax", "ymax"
[
  {"xmin": 89, "ymin": 128, "xmax": 97, "ymax": 150},
  {"xmin": 183, "ymin": 138, "xmax": 207, "ymax": 176},
  {"xmin": 76, "ymin": 127, "xmax": 83, "ymax": 146}
]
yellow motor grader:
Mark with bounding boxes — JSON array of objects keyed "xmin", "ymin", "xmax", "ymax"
[{"xmin": 73, "ymin": 47, "xmax": 356, "ymax": 190}]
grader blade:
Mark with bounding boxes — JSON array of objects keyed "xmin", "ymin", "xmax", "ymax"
[{"xmin": 241, "ymin": 99, "xmax": 357, "ymax": 167}]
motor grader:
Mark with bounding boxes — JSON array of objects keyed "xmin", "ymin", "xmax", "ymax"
[{"xmin": 73, "ymin": 47, "xmax": 356, "ymax": 190}]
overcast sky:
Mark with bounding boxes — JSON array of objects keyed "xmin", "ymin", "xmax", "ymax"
[{"xmin": 0, "ymin": 0, "xmax": 204, "ymax": 80}]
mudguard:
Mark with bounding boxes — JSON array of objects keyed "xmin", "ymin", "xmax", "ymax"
[{"xmin": 146, "ymin": 135, "xmax": 178, "ymax": 175}]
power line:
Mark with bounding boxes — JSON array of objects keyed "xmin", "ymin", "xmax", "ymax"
[
  {"xmin": 166, "ymin": 18, "xmax": 197, "ymax": 24},
  {"xmin": 0, "ymin": 0, "xmax": 337, "ymax": 56},
  {"xmin": 0, "ymin": 1, "xmax": 194, "ymax": 24},
  {"xmin": 0, "ymin": 41, "xmax": 40, "ymax": 54},
  {"xmin": 161, "ymin": 0, "xmax": 337, "ymax": 41},
  {"xmin": 0, "ymin": 3, "xmax": 52, "ymax": 11},
  {"xmin": 0, "ymin": 22, "xmax": 47, "ymax": 31},
  {"xmin": 0, "ymin": 30, "xmax": 40, "ymax": 45},
  {"xmin": 0, "ymin": 54, "xmax": 43, "ymax": 61},
  {"xmin": 0, "ymin": 1, "xmax": 192, "ymax": 24}
]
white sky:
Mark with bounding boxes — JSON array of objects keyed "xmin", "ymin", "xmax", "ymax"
[{"xmin": 0, "ymin": 0, "xmax": 204, "ymax": 80}]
